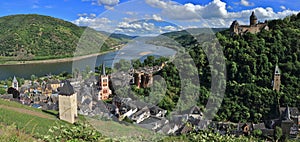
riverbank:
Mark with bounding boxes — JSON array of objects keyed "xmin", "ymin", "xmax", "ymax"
[{"xmin": 0, "ymin": 48, "xmax": 122, "ymax": 66}]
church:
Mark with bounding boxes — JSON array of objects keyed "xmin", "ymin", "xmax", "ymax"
[{"xmin": 230, "ymin": 11, "xmax": 269, "ymax": 35}]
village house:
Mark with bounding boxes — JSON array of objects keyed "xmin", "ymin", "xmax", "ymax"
[
  {"xmin": 131, "ymin": 106, "xmax": 151, "ymax": 123},
  {"xmin": 138, "ymin": 116, "xmax": 169, "ymax": 131},
  {"xmin": 172, "ymin": 105, "xmax": 203, "ymax": 123}
]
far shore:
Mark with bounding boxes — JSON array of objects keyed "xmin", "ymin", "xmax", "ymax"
[{"xmin": 0, "ymin": 50, "xmax": 118, "ymax": 66}]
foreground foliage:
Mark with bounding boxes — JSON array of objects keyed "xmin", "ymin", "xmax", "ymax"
[
  {"xmin": 162, "ymin": 131, "xmax": 262, "ymax": 142},
  {"xmin": 43, "ymin": 122, "xmax": 112, "ymax": 142},
  {"xmin": 0, "ymin": 123, "xmax": 38, "ymax": 142}
]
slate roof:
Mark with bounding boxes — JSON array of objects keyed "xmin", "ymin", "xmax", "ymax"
[
  {"xmin": 48, "ymin": 80, "xmax": 60, "ymax": 84},
  {"xmin": 180, "ymin": 105, "xmax": 202, "ymax": 115},
  {"xmin": 58, "ymin": 80, "xmax": 75, "ymax": 96}
]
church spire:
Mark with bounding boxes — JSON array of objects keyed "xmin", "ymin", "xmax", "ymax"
[
  {"xmin": 275, "ymin": 65, "xmax": 280, "ymax": 75},
  {"xmin": 273, "ymin": 65, "xmax": 281, "ymax": 92},
  {"xmin": 12, "ymin": 76, "xmax": 18, "ymax": 90},
  {"xmin": 102, "ymin": 62, "xmax": 106, "ymax": 76}
]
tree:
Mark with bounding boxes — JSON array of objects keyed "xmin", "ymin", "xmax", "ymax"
[
  {"xmin": 0, "ymin": 88, "xmax": 6, "ymax": 95},
  {"xmin": 7, "ymin": 87, "xmax": 20, "ymax": 98},
  {"xmin": 274, "ymin": 126, "xmax": 282, "ymax": 142}
]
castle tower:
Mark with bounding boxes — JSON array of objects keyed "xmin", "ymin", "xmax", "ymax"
[
  {"xmin": 12, "ymin": 76, "xmax": 18, "ymax": 90},
  {"xmin": 58, "ymin": 80, "xmax": 77, "ymax": 124},
  {"xmin": 230, "ymin": 20, "xmax": 240, "ymax": 35},
  {"xmin": 273, "ymin": 65, "xmax": 281, "ymax": 92},
  {"xmin": 98, "ymin": 63, "xmax": 112, "ymax": 100},
  {"xmin": 250, "ymin": 11, "xmax": 258, "ymax": 26}
]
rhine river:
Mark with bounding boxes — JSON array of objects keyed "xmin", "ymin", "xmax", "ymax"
[{"xmin": 0, "ymin": 37, "xmax": 176, "ymax": 80}]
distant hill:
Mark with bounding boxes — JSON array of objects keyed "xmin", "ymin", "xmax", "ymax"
[
  {"xmin": 98, "ymin": 31, "xmax": 137, "ymax": 42},
  {"xmin": 0, "ymin": 14, "xmax": 121, "ymax": 61},
  {"xmin": 162, "ymin": 28, "xmax": 227, "ymax": 38}
]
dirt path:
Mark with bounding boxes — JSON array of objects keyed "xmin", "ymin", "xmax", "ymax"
[{"xmin": 0, "ymin": 105, "xmax": 55, "ymax": 120}]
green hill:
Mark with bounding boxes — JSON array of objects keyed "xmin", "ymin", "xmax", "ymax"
[
  {"xmin": 0, "ymin": 14, "xmax": 121, "ymax": 62},
  {"xmin": 147, "ymin": 13, "xmax": 300, "ymax": 123}
]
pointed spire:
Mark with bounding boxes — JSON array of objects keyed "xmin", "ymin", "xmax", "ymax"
[
  {"xmin": 275, "ymin": 65, "xmax": 280, "ymax": 75},
  {"xmin": 282, "ymin": 105, "xmax": 291, "ymax": 121},
  {"xmin": 250, "ymin": 11, "xmax": 257, "ymax": 20},
  {"xmin": 13, "ymin": 76, "xmax": 17, "ymax": 82},
  {"xmin": 102, "ymin": 62, "xmax": 106, "ymax": 76}
]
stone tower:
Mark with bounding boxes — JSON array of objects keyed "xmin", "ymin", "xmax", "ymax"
[
  {"xmin": 273, "ymin": 65, "xmax": 281, "ymax": 92},
  {"xmin": 250, "ymin": 11, "xmax": 257, "ymax": 26},
  {"xmin": 58, "ymin": 80, "xmax": 77, "ymax": 124},
  {"xmin": 280, "ymin": 105, "xmax": 294, "ymax": 137},
  {"xmin": 98, "ymin": 63, "xmax": 112, "ymax": 100},
  {"xmin": 12, "ymin": 76, "xmax": 18, "ymax": 90}
]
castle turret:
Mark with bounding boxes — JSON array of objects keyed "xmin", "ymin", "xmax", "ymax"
[
  {"xmin": 250, "ymin": 11, "xmax": 258, "ymax": 26},
  {"xmin": 273, "ymin": 65, "xmax": 281, "ymax": 92}
]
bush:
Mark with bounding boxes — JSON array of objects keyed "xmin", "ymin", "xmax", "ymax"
[{"xmin": 43, "ymin": 122, "xmax": 111, "ymax": 142}]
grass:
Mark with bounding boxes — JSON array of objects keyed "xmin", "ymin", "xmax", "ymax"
[
  {"xmin": 0, "ymin": 123, "xmax": 39, "ymax": 142},
  {"xmin": 0, "ymin": 99, "xmax": 87, "ymax": 140},
  {"xmin": 0, "ymin": 108, "xmax": 60, "ymax": 137},
  {"xmin": 0, "ymin": 99, "xmax": 68, "ymax": 138},
  {"xmin": 0, "ymin": 99, "xmax": 163, "ymax": 141}
]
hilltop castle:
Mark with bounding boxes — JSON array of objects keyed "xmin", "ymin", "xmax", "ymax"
[{"xmin": 230, "ymin": 11, "xmax": 269, "ymax": 35}]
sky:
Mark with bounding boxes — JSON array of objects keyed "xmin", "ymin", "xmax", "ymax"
[{"xmin": 1, "ymin": 0, "xmax": 300, "ymax": 36}]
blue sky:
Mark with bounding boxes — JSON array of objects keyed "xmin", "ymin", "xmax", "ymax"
[{"xmin": 1, "ymin": 0, "xmax": 300, "ymax": 35}]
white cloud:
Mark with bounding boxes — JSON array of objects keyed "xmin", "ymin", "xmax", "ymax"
[
  {"xmin": 145, "ymin": 0, "xmax": 300, "ymax": 27},
  {"xmin": 97, "ymin": 0, "xmax": 119, "ymax": 6},
  {"xmin": 240, "ymin": 0, "xmax": 254, "ymax": 7},
  {"xmin": 152, "ymin": 14, "xmax": 162, "ymax": 21},
  {"xmin": 73, "ymin": 15, "xmax": 114, "ymax": 31},
  {"xmin": 162, "ymin": 25, "xmax": 177, "ymax": 31},
  {"xmin": 82, "ymin": 0, "xmax": 119, "ymax": 9},
  {"xmin": 145, "ymin": 0, "xmax": 228, "ymax": 20},
  {"xmin": 280, "ymin": 5, "xmax": 286, "ymax": 10},
  {"xmin": 116, "ymin": 20, "xmax": 182, "ymax": 36}
]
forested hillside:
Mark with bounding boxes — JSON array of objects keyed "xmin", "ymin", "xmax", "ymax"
[
  {"xmin": 0, "ymin": 14, "xmax": 121, "ymax": 61},
  {"xmin": 146, "ymin": 13, "xmax": 300, "ymax": 123}
]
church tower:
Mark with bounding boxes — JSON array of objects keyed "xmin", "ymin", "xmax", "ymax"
[
  {"xmin": 250, "ymin": 11, "xmax": 257, "ymax": 26},
  {"xmin": 12, "ymin": 76, "xmax": 18, "ymax": 90},
  {"xmin": 98, "ymin": 63, "xmax": 112, "ymax": 100},
  {"xmin": 273, "ymin": 65, "xmax": 281, "ymax": 92}
]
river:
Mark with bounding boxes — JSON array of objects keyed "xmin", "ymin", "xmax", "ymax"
[{"xmin": 0, "ymin": 37, "xmax": 176, "ymax": 80}]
